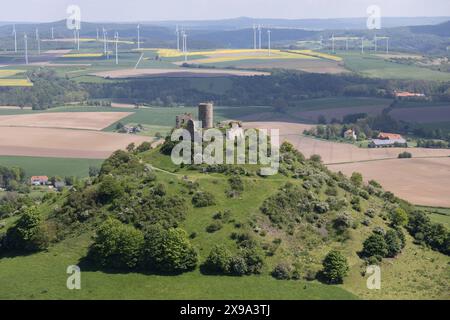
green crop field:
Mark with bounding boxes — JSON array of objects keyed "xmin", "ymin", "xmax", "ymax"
[
  {"xmin": 0, "ymin": 156, "xmax": 103, "ymax": 178},
  {"xmin": 339, "ymin": 52, "xmax": 450, "ymax": 81},
  {"xmin": 416, "ymin": 206, "xmax": 450, "ymax": 228}
]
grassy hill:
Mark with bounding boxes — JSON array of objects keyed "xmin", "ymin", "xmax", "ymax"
[{"xmin": 0, "ymin": 138, "xmax": 448, "ymax": 300}]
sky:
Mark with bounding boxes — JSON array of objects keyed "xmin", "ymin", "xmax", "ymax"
[{"xmin": 1, "ymin": 0, "xmax": 449, "ymax": 22}]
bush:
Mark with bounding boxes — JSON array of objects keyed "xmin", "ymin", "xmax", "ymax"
[
  {"xmin": 271, "ymin": 263, "xmax": 292, "ymax": 280},
  {"xmin": 142, "ymin": 226, "xmax": 198, "ymax": 273},
  {"xmin": 385, "ymin": 229, "xmax": 402, "ymax": 258},
  {"xmin": 362, "ymin": 233, "xmax": 388, "ymax": 258},
  {"xmin": 390, "ymin": 208, "xmax": 408, "ymax": 227},
  {"xmin": 350, "ymin": 172, "xmax": 363, "ymax": 187},
  {"xmin": 206, "ymin": 221, "xmax": 223, "ymax": 233},
  {"xmin": 321, "ymin": 250, "xmax": 349, "ymax": 284},
  {"xmin": 89, "ymin": 218, "xmax": 144, "ymax": 269},
  {"xmin": 97, "ymin": 176, "xmax": 124, "ymax": 204},
  {"xmin": 203, "ymin": 245, "xmax": 233, "ymax": 274},
  {"xmin": 192, "ymin": 191, "xmax": 216, "ymax": 208},
  {"xmin": 229, "ymin": 256, "xmax": 248, "ymax": 276},
  {"xmin": 398, "ymin": 152, "xmax": 412, "ymax": 159},
  {"xmin": 4, "ymin": 207, "xmax": 50, "ymax": 252}
]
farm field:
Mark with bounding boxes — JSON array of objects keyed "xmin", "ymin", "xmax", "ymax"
[
  {"xmin": 390, "ymin": 105, "xmax": 450, "ymax": 123},
  {"xmin": 0, "ymin": 112, "xmax": 133, "ymax": 130},
  {"xmin": 91, "ymin": 67, "xmax": 270, "ymax": 79},
  {"xmin": 244, "ymin": 122, "xmax": 450, "ymax": 207},
  {"xmin": 416, "ymin": 206, "xmax": 450, "ymax": 228},
  {"xmin": 339, "ymin": 52, "xmax": 450, "ymax": 81},
  {"xmin": 0, "ymin": 156, "xmax": 103, "ymax": 178},
  {"xmin": 0, "ymin": 127, "xmax": 150, "ymax": 159}
]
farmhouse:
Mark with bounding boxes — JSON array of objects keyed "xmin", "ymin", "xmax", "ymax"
[
  {"xmin": 394, "ymin": 91, "xmax": 426, "ymax": 99},
  {"xmin": 30, "ymin": 176, "xmax": 49, "ymax": 186},
  {"xmin": 344, "ymin": 129, "xmax": 357, "ymax": 140},
  {"xmin": 370, "ymin": 132, "xmax": 407, "ymax": 148}
]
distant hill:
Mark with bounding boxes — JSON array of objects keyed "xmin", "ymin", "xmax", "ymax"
[{"xmin": 410, "ymin": 20, "xmax": 450, "ymax": 37}]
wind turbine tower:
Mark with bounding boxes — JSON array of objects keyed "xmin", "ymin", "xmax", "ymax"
[
  {"xmin": 258, "ymin": 25, "xmax": 262, "ymax": 50},
  {"xmin": 35, "ymin": 28, "xmax": 40, "ymax": 55},
  {"xmin": 361, "ymin": 37, "xmax": 364, "ymax": 54},
  {"xmin": 176, "ymin": 25, "xmax": 180, "ymax": 51},
  {"xmin": 12, "ymin": 25, "xmax": 17, "ymax": 53},
  {"xmin": 386, "ymin": 37, "xmax": 389, "ymax": 54},
  {"xmin": 137, "ymin": 24, "xmax": 140, "ymax": 50},
  {"xmin": 96, "ymin": 28, "xmax": 99, "ymax": 41},
  {"xmin": 24, "ymin": 33, "xmax": 28, "ymax": 65},
  {"xmin": 115, "ymin": 32, "xmax": 119, "ymax": 65},
  {"xmin": 374, "ymin": 34, "xmax": 377, "ymax": 52},
  {"xmin": 267, "ymin": 29, "xmax": 271, "ymax": 56},
  {"xmin": 331, "ymin": 34, "xmax": 335, "ymax": 53},
  {"xmin": 51, "ymin": 27, "xmax": 54, "ymax": 40},
  {"xmin": 253, "ymin": 24, "xmax": 257, "ymax": 50},
  {"xmin": 183, "ymin": 32, "xmax": 188, "ymax": 62}
]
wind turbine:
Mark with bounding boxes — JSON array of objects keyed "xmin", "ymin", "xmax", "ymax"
[
  {"xmin": 35, "ymin": 28, "xmax": 40, "ymax": 55},
  {"xmin": 361, "ymin": 37, "xmax": 364, "ymax": 54},
  {"xmin": 176, "ymin": 25, "xmax": 180, "ymax": 51},
  {"xmin": 346, "ymin": 37, "xmax": 349, "ymax": 51},
  {"xmin": 51, "ymin": 26, "xmax": 54, "ymax": 40},
  {"xmin": 96, "ymin": 28, "xmax": 99, "ymax": 41},
  {"xmin": 103, "ymin": 28, "xmax": 109, "ymax": 59},
  {"xmin": 115, "ymin": 32, "xmax": 119, "ymax": 65},
  {"xmin": 183, "ymin": 31, "xmax": 188, "ymax": 62},
  {"xmin": 374, "ymin": 34, "xmax": 377, "ymax": 52},
  {"xmin": 137, "ymin": 24, "xmax": 140, "ymax": 50},
  {"xmin": 331, "ymin": 34, "xmax": 335, "ymax": 53},
  {"xmin": 24, "ymin": 33, "xmax": 28, "ymax": 65},
  {"xmin": 267, "ymin": 29, "xmax": 271, "ymax": 56},
  {"xmin": 319, "ymin": 35, "xmax": 323, "ymax": 49},
  {"xmin": 258, "ymin": 24, "xmax": 262, "ymax": 50},
  {"xmin": 386, "ymin": 37, "xmax": 389, "ymax": 54},
  {"xmin": 253, "ymin": 24, "xmax": 257, "ymax": 50},
  {"xmin": 12, "ymin": 25, "xmax": 17, "ymax": 53}
]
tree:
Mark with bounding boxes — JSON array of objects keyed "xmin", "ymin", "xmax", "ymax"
[
  {"xmin": 5, "ymin": 206, "xmax": 49, "ymax": 252},
  {"xmin": 362, "ymin": 233, "xmax": 388, "ymax": 258},
  {"xmin": 143, "ymin": 226, "xmax": 198, "ymax": 273},
  {"xmin": 321, "ymin": 250, "xmax": 349, "ymax": 284},
  {"xmin": 89, "ymin": 218, "xmax": 144, "ymax": 269},
  {"xmin": 385, "ymin": 230, "xmax": 402, "ymax": 258},
  {"xmin": 350, "ymin": 172, "xmax": 363, "ymax": 187},
  {"xmin": 97, "ymin": 176, "xmax": 124, "ymax": 204},
  {"xmin": 390, "ymin": 208, "xmax": 409, "ymax": 227},
  {"xmin": 203, "ymin": 245, "xmax": 233, "ymax": 274},
  {"xmin": 192, "ymin": 191, "xmax": 216, "ymax": 208}
]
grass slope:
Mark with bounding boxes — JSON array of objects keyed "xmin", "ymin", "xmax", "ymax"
[{"xmin": 0, "ymin": 156, "xmax": 103, "ymax": 178}]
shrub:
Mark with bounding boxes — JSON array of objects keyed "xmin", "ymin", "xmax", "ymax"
[
  {"xmin": 362, "ymin": 233, "xmax": 388, "ymax": 258},
  {"xmin": 385, "ymin": 230, "xmax": 402, "ymax": 258},
  {"xmin": 321, "ymin": 250, "xmax": 349, "ymax": 284},
  {"xmin": 97, "ymin": 176, "xmax": 124, "ymax": 204},
  {"xmin": 143, "ymin": 226, "xmax": 198, "ymax": 273},
  {"xmin": 206, "ymin": 221, "xmax": 223, "ymax": 233},
  {"xmin": 390, "ymin": 208, "xmax": 409, "ymax": 227},
  {"xmin": 398, "ymin": 152, "xmax": 412, "ymax": 159},
  {"xmin": 203, "ymin": 245, "xmax": 233, "ymax": 274},
  {"xmin": 228, "ymin": 176, "xmax": 244, "ymax": 192},
  {"xmin": 350, "ymin": 172, "xmax": 363, "ymax": 187},
  {"xmin": 271, "ymin": 263, "xmax": 292, "ymax": 280},
  {"xmin": 4, "ymin": 207, "xmax": 50, "ymax": 252},
  {"xmin": 229, "ymin": 256, "xmax": 248, "ymax": 276},
  {"xmin": 192, "ymin": 191, "xmax": 216, "ymax": 208},
  {"xmin": 89, "ymin": 218, "xmax": 144, "ymax": 269}
]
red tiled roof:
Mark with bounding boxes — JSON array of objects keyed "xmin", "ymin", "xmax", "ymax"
[{"xmin": 378, "ymin": 132, "xmax": 403, "ymax": 140}]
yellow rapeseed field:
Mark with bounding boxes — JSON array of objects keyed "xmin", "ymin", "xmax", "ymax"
[
  {"xmin": 0, "ymin": 79, "xmax": 33, "ymax": 87},
  {"xmin": 288, "ymin": 50, "xmax": 343, "ymax": 61},
  {"xmin": 0, "ymin": 70, "xmax": 26, "ymax": 78},
  {"xmin": 63, "ymin": 53, "xmax": 104, "ymax": 58}
]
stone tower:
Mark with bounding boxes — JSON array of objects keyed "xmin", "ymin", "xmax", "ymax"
[{"xmin": 198, "ymin": 102, "xmax": 214, "ymax": 129}]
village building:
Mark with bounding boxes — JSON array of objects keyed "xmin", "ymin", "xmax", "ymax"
[
  {"xmin": 30, "ymin": 176, "xmax": 49, "ymax": 186},
  {"xmin": 369, "ymin": 132, "xmax": 407, "ymax": 148},
  {"xmin": 394, "ymin": 91, "xmax": 426, "ymax": 99},
  {"xmin": 344, "ymin": 129, "xmax": 357, "ymax": 140}
]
